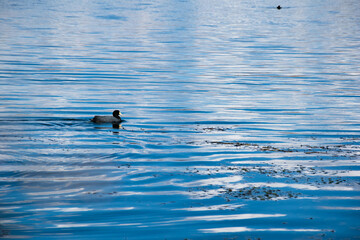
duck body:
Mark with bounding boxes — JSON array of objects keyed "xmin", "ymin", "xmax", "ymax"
[
  {"xmin": 91, "ymin": 110, "xmax": 122, "ymax": 123},
  {"xmin": 91, "ymin": 116, "xmax": 121, "ymax": 123}
]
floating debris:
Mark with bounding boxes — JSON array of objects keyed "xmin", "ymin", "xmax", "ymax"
[
  {"xmin": 221, "ymin": 186, "xmax": 301, "ymax": 201},
  {"xmin": 199, "ymin": 127, "xmax": 230, "ymax": 132},
  {"xmin": 206, "ymin": 141, "xmax": 360, "ymax": 156}
]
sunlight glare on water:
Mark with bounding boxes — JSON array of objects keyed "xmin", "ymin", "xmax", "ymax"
[{"xmin": 0, "ymin": 0, "xmax": 360, "ymax": 239}]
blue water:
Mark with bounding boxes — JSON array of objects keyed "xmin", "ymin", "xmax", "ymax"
[{"xmin": 1, "ymin": 0, "xmax": 360, "ymax": 239}]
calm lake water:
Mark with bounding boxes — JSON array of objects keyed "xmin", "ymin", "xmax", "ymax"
[{"xmin": 1, "ymin": 0, "xmax": 360, "ymax": 239}]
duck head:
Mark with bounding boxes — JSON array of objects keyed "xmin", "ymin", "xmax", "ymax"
[{"xmin": 113, "ymin": 110, "xmax": 122, "ymax": 119}]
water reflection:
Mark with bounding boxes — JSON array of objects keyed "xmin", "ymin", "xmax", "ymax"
[
  {"xmin": 201, "ymin": 227, "xmax": 323, "ymax": 233},
  {"xmin": 0, "ymin": 0, "xmax": 360, "ymax": 239},
  {"xmin": 182, "ymin": 213, "xmax": 286, "ymax": 222},
  {"xmin": 173, "ymin": 203, "xmax": 245, "ymax": 211}
]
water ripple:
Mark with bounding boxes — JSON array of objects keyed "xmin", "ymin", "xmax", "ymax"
[{"xmin": 1, "ymin": 0, "xmax": 360, "ymax": 239}]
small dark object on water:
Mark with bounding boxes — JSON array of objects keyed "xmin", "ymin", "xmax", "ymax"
[
  {"xmin": 277, "ymin": 5, "xmax": 282, "ymax": 9},
  {"xmin": 91, "ymin": 110, "xmax": 122, "ymax": 123}
]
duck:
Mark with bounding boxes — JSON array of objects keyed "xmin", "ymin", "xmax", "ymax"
[
  {"xmin": 91, "ymin": 110, "xmax": 122, "ymax": 123},
  {"xmin": 277, "ymin": 5, "xmax": 282, "ymax": 9}
]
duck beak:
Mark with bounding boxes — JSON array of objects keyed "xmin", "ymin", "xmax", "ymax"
[{"xmin": 119, "ymin": 112, "xmax": 122, "ymax": 115}]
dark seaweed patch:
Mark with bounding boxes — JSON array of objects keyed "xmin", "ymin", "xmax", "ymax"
[
  {"xmin": 221, "ymin": 186, "xmax": 302, "ymax": 201},
  {"xmin": 207, "ymin": 141, "xmax": 360, "ymax": 156},
  {"xmin": 199, "ymin": 127, "xmax": 230, "ymax": 132},
  {"xmin": 184, "ymin": 162, "xmax": 351, "ymax": 201}
]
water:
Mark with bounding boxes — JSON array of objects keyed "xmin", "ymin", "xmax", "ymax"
[{"xmin": 1, "ymin": 0, "xmax": 360, "ymax": 239}]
